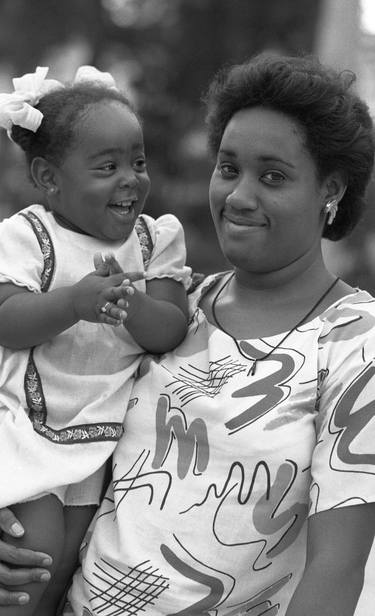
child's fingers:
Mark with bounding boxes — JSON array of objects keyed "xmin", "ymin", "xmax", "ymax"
[
  {"xmin": 109, "ymin": 271, "xmax": 145, "ymax": 286},
  {"xmin": 94, "ymin": 261, "xmax": 111, "ymax": 277},
  {"xmin": 117, "ymin": 298, "xmax": 129, "ymax": 310},
  {"xmin": 120, "ymin": 280, "xmax": 135, "ymax": 296},
  {"xmin": 111, "ymin": 281, "xmax": 135, "ymax": 305},
  {"xmin": 109, "ymin": 281, "xmax": 134, "ymax": 302},
  {"xmin": 93, "ymin": 252, "xmax": 126, "ymax": 275},
  {"xmin": 105, "ymin": 255, "xmax": 123, "ymax": 274},
  {"xmin": 126, "ymin": 271, "xmax": 145, "ymax": 282},
  {"xmin": 97, "ymin": 300, "xmax": 127, "ymax": 324},
  {"xmin": 93, "ymin": 252, "xmax": 104, "ymax": 271}
]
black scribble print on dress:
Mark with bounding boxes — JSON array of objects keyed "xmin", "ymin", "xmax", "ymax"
[
  {"xmin": 152, "ymin": 394, "xmax": 209, "ymax": 479},
  {"xmin": 315, "ymin": 368, "xmax": 329, "ymax": 413},
  {"xmin": 98, "ymin": 450, "xmax": 173, "ymax": 520},
  {"xmin": 165, "ymin": 356, "xmax": 247, "ymax": 406},
  {"xmin": 328, "ymin": 363, "xmax": 375, "ymax": 472},
  {"xmin": 226, "ymin": 341, "xmax": 299, "ymax": 434},
  {"xmin": 84, "ymin": 558, "xmax": 169, "ymax": 616},
  {"xmin": 160, "ymin": 534, "xmax": 236, "ymax": 615},
  {"xmin": 182, "ymin": 459, "xmax": 306, "ymax": 571}
]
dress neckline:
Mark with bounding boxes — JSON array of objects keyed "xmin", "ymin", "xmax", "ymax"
[{"xmin": 196, "ymin": 271, "xmax": 362, "ymax": 342}]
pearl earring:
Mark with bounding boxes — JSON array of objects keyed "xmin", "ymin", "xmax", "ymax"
[{"xmin": 324, "ymin": 199, "xmax": 338, "ymax": 225}]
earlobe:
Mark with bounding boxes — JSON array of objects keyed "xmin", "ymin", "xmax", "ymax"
[
  {"xmin": 30, "ymin": 157, "xmax": 58, "ymax": 194},
  {"xmin": 321, "ymin": 173, "xmax": 347, "ymax": 225},
  {"xmin": 323, "ymin": 199, "xmax": 338, "ymax": 225}
]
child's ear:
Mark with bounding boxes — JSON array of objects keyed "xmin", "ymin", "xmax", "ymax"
[{"xmin": 30, "ymin": 157, "xmax": 59, "ymax": 195}]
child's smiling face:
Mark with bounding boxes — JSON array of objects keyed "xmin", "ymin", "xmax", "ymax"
[{"xmin": 50, "ymin": 100, "xmax": 150, "ymax": 242}]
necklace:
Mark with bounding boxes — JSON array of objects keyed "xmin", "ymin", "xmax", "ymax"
[{"xmin": 211, "ymin": 272, "xmax": 340, "ymax": 376}]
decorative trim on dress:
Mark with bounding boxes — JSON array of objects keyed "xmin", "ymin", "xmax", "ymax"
[
  {"xmin": 19, "ymin": 211, "xmax": 55, "ymax": 291},
  {"xmin": 135, "ymin": 215, "xmax": 153, "ymax": 269},
  {"xmin": 24, "ymin": 347, "xmax": 124, "ymax": 443}
]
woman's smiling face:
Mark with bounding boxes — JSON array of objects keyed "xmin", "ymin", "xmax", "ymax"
[{"xmin": 209, "ymin": 106, "xmax": 331, "ymax": 276}]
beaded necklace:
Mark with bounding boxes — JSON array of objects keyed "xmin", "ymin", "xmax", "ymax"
[{"xmin": 211, "ymin": 272, "xmax": 340, "ymax": 375}]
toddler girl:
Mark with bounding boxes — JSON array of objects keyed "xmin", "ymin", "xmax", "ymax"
[{"xmin": 0, "ymin": 65, "xmax": 191, "ymax": 615}]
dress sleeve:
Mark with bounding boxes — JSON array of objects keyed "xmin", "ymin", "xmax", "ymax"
[
  {"xmin": 0, "ymin": 212, "xmax": 44, "ymax": 292},
  {"xmin": 309, "ymin": 294, "xmax": 375, "ymax": 516},
  {"xmin": 143, "ymin": 213, "xmax": 192, "ymax": 289}
]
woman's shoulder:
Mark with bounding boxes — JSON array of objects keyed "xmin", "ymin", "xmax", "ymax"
[
  {"xmin": 187, "ymin": 271, "xmax": 228, "ymax": 307},
  {"xmin": 318, "ymin": 286, "xmax": 375, "ymax": 344},
  {"xmin": 323, "ymin": 286, "xmax": 375, "ymax": 314}
]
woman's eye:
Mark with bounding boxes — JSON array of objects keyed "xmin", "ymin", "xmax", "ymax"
[
  {"xmin": 218, "ymin": 163, "xmax": 237, "ymax": 177},
  {"xmin": 262, "ymin": 170, "xmax": 286, "ymax": 184}
]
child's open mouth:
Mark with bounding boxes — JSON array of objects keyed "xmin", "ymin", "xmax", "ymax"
[{"xmin": 108, "ymin": 199, "xmax": 137, "ymax": 216}]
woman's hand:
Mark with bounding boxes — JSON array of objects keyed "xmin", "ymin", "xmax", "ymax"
[{"xmin": 0, "ymin": 508, "xmax": 52, "ymax": 606}]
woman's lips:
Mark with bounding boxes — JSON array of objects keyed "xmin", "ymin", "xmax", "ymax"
[{"xmin": 223, "ymin": 212, "xmax": 266, "ymax": 227}]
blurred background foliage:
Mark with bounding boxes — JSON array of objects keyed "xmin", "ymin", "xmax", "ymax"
[{"xmin": 1, "ymin": 0, "xmax": 375, "ymax": 291}]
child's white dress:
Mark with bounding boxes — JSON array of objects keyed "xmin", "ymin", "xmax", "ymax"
[{"xmin": 0, "ymin": 204, "xmax": 191, "ymax": 507}]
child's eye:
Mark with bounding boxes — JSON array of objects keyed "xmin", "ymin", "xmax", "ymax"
[
  {"xmin": 97, "ymin": 162, "xmax": 116, "ymax": 172},
  {"xmin": 262, "ymin": 170, "xmax": 286, "ymax": 184},
  {"xmin": 133, "ymin": 158, "xmax": 147, "ymax": 172}
]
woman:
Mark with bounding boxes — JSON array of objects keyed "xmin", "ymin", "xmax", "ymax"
[{"xmin": 1, "ymin": 53, "xmax": 375, "ymax": 615}]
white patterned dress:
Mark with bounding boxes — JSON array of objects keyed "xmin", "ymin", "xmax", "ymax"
[
  {"xmin": 0, "ymin": 204, "xmax": 191, "ymax": 507},
  {"xmin": 66, "ymin": 272, "xmax": 375, "ymax": 615}
]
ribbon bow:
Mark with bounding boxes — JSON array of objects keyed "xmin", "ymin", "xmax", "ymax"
[
  {"xmin": 0, "ymin": 67, "xmax": 62, "ymax": 133},
  {"xmin": 0, "ymin": 65, "xmax": 117, "ymax": 136},
  {"xmin": 73, "ymin": 65, "xmax": 117, "ymax": 90}
]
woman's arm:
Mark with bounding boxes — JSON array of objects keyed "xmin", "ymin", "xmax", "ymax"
[
  {"xmin": 286, "ymin": 503, "xmax": 375, "ymax": 616},
  {"xmin": 0, "ymin": 508, "xmax": 52, "ymax": 607}
]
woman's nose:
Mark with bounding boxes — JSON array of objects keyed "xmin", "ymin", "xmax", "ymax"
[{"xmin": 225, "ymin": 181, "xmax": 258, "ymax": 210}]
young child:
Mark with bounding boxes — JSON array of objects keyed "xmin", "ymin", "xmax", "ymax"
[{"xmin": 0, "ymin": 65, "xmax": 191, "ymax": 615}]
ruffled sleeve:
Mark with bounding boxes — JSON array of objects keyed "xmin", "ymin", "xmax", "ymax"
[
  {"xmin": 0, "ymin": 210, "xmax": 44, "ymax": 292},
  {"xmin": 142, "ymin": 213, "xmax": 192, "ymax": 289},
  {"xmin": 309, "ymin": 291, "xmax": 375, "ymax": 516}
]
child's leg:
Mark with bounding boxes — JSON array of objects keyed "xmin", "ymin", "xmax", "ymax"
[
  {"xmin": 39, "ymin": 505, "xmax": 97, "ymax": 616},
  {"xmin": 2, "ymin": 494, "xmax": 65, "ymax": 616}
]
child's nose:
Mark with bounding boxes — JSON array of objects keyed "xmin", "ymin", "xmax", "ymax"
[{"xmin": 118, "ymin": 170, "xmax": 137, "ymax": 188}]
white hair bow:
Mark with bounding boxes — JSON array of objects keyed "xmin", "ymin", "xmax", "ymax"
[
  {"xmin": 0, "ymin": 67, "xmax": 62, "ymax": 134},
  {"xmin": 73, "ymin": 65, "xmax": 117, "ymax": 90},
  {"xmin": 0, "ymin": 65, "xmax": 117, "ymax": 136}
]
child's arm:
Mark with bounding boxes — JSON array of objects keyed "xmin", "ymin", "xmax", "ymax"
[
  {"xmin": 120, "ymin": 276, "xmax": 189, "ymax": 353},
  {"xmin": 95, "ymin": 252, "xmax": 189, "ymax": 353},
  {"xmin": 0, "ymin": 265, "xmax": 142, "ymax": 350}
]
